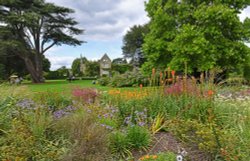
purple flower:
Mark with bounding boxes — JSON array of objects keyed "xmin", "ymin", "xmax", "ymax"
[
  {"xmin": 53, "ymin": 105, "xmax": 76, "ymax": 119},
  {"xmin": 138, "ymin": 122, "xmax": 145, "ymax": 127},
  {"xmin": 16, "ymin": 99, "xmax": 36, "ymax": 110}
]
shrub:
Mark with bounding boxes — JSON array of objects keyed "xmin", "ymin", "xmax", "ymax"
[
  {"xmin": 126, "ymin": 125, "xmax": 151, "ymax": 150},
  {"xmin": 98, "ymin": 77, "xmax": 110, "ymax": 86},
  {"xmin": 55, "ymin": 109, "xmax": 110, "ymax": 161},
  {"xmin": 99, "ymin": 70, "xmax": 149, "ymax": 87},
  {"xmin": 109, "ymin": 131, "xmax": 131, "ymax": 159},
  {"xmin": 0, "ymin": 101, "xmax": 68, "ymax": 160},
  {"xmin": 109, "ymin": 70, "xmax": 149, "ymax": 87},
  {"xmin": 243, "ymin": 64, "xmax": 250, "ymax": 82}
]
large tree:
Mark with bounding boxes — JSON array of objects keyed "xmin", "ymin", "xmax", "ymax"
[
  {"xmin": 122, "ymin": 24, "xmax": 149, "ymax": 58},
  {"xmin": 143, "ymin": 0, "xmax": 250, "ymax": 74},
  {"xmin": 0, "ymin": 0, "xmax": 83, "ymax": 83}
]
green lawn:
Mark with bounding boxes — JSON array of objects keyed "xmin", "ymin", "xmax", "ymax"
[{"xmin": 23, "ymin": 79, "xmax": 110, "ymax": 92}]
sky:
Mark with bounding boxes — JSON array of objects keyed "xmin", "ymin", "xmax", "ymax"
[
  {"xmin": 45, "ymin": 0, "xmax": 250, "ymax": 70},
  {"xmin": 46, "ymin": 0, "xmax": 149, "ymax": 70}
]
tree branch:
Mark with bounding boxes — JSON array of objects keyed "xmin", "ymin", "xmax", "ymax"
[{"xmin": 42, "ymin": 41, "xmax": 57, "ymax": 54}]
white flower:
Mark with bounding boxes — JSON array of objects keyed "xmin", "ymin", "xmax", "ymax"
[{"xmin": 176, "ymin": 155, "xmax": 183, "ymax": 161}]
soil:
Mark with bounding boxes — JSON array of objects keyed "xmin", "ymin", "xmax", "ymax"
[{"xmin": 132, "ymin": 132, "xmax": 213, "ymax": 161}]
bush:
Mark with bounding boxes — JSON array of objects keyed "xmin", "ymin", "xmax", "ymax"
[
  {"xmin": 126, "ymin": 125, "xmax": 151, "ymax": 150},
  {"xmin": 98, "ymin": 77, "xmax": 110, "ymax": 86},
  {"xmin": 55, "ymin": 109, "xmax": 110, "ymax": 161},
  {"xmin": 109, "ymin": 131, "xmax": 131, "ymax": 159},
  {"xmin": 112, "ymin": 64, "xmax": 133, "ymax": 74},
  {"xmin": 109, "ymin": 70, "xmax": 149, "ymax": 87},
  {"xmin": 0, "ymin": 100, "xmax": 68, "ymax": 160},
  {"xmin": 45, "ymin": 71, "xmax": 66, "ymax": 80},
  {"xmin": 243, "ymin": 64, "xmax": 250, "ymax": 82}
]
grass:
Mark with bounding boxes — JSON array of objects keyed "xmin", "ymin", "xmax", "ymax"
[{"xmin": 22, "ymin": 80, "xmax": 110, "ymax": 92}]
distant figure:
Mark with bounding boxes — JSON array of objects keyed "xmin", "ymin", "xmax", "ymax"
[{"xmin": 92, "ymin": 80, "xmax": 96, "ymax": 84}]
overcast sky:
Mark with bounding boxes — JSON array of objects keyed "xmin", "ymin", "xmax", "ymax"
[
  {"xmin": 45, "ymin": 0, "xmax": 149, "ymax": 70},
  {"xmin": 45, "ymin": 0, "xmax": 250, "ymax": 70}
]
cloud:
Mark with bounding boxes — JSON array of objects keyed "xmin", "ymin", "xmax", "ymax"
[
  {"xmin": 46, "ymin": 54, "xmax": 75, "ymax": 70},
  {"xmin": 46, "ymin": 0, "xmax": 149, "ymax": 41}
]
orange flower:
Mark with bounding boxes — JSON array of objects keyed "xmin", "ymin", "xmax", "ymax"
[
  {"xmin": 145, "ymin": 155, "xmax": 150, "ymax": 159},
  {"xmin": 207, "ymin": 90, "xmax": 214, "ymax": 96},
  {"xmin": 152, "ymin": 155, "xmax": 158, "ymax": 159}
]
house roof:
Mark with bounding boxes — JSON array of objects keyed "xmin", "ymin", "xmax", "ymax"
[{"xmin": 100, "ymin": 53, "xmax": 111, "ymax": 62}]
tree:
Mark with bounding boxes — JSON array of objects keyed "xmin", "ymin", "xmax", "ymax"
[
  {"xmin": 143, "ymin": 0, "xmax": 250, "ymax": 74},
  {"xmin": 112, "ymin": 58, "xmax": 127, "ymax": 64},
  {"xmin": 0, "ymin": 0, "xmax": 83, "ymax": 83},
  {"xmin": 43, "ymin": 57, "xmax": 51, "ymax": 72},
  {"xmin": 85, "ymin": 61, "xmax": 100, "ymax": 77},
  {"xmin": 71, "ymin": 57, "xmax": 88, "ymax": 76},
  {"xmin": 122, "ymin": 24, "xmax": 149, "ymax": 58}
]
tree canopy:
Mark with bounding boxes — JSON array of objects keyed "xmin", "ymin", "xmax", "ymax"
[
  {"xmin": 122, "ymin": 24, "xmax": 149, "ymax": 58},
  {"xmin": 0, "ymin": 0, "xmax": 83, "ymax": 82},
  {"xmin": 142, "ymin": 0, "xmax": 250, "ymax": 74}
]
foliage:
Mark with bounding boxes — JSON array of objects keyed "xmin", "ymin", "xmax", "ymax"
[
  {"xmin": 122, "ymin": 24, "xmax": 149, "ymax": 58},
  {"xmin": 109, "ymin": 125, "xmax": 151, "ymax": 159},
  {"xmin": 86, "ymin": 61, "xmax": 100, "ymax": 77},
  {"xmin": 139, "ymin": 152, "xmax": 176, "ymax": 161},
  {"xmin": 109, "ymin": 131, "xmax": 132, "ymax": 159},
  {"xmin": 143, "ymin": 0, "xmax": 250, "ymax": 73},
  {"xmin": 34, "ymin": 91, "xmax": 71, "ymax": 112},
  {"xmin": 71, "ymin": 58, "xmax": 100, "ymax": 77},
  {"xmin": 98, "ymin": 77, "xmax": 111, "ymax": 86},
  {"xmin": 243, "ymin": 56, "xmax": 250, "ymax": 82},
  {"xmin": 45, "ymin": 71, "xmax": 65, "ymax": 80},
  {"xmin": 0, "ymin": 63, "xmax": 5, "ymax": 80},
  {"xmin": 0, "ymin": 99, "xmax": 69, "ymax": 160},
  {"xmin": 243, "ymin": 64, "xmax": 250, "ymax": 82},
  {"xmin": 126, "ymin": 125, "xmax": 151, "ymax": 150},
  {"xmin": 112, "ymin": 58, "xmax": 127, "ymax": 64},
  {"xmin": 1, "ymin": 74, "xmax": 250, "ymax": 160},
  {"xmin": 0, "ymin": 0, "xmax": 83, "ymax": 83},
  {"xmin": 72, "ymin": 87, "xmax": 98, "ymax": 104},
  {"xmin": 54, "ymin": 109, "xmax": 110, "ymax": 161},
  {"xmin": 71, "ymin": 57, "xmax": 88, "ymax": 76},
  {"xmin": 112, "ymin": 63, "xmax": 133, "ymax": 74},
  {"xmin": 108, "ymin": 70, "xmax": 149, "ymax": 87}
]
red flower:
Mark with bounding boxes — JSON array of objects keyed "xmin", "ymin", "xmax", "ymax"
[{"xmin": 171, "ymin": 70, "xmax": 175, "ymax": 77}]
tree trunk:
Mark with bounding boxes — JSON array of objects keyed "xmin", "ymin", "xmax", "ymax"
[
  {"xmin": 34, "ymin": 53, "xmax": 44, "ymax": 82},
  {"xmin": 22, "ymin": 56, "xmax": 44, "ymax": 83}
]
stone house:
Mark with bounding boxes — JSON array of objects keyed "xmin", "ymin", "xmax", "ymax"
[{"xmin": 100, "ymin": 53, "xmax": 112, "ymax": 77}]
